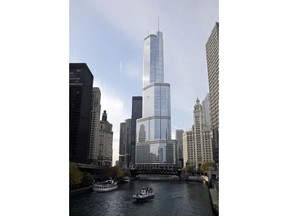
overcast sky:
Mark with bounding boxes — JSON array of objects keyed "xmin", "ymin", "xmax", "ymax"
[{"xmin": 70, "ymin": 0, "xmax": 219, "ymax": 165}]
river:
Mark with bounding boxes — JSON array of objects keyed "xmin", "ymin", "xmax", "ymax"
[{"xmin": 70, "ymin": 180, "xmax": 214, "ymax": 216}]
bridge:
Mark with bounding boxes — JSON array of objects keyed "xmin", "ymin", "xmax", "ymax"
[{"xmin": 130, "ymin": 168, "xmax": 181, "ymax": 176}]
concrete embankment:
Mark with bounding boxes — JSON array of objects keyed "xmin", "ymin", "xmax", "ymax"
[
  {"xmin": 186, "ymin": 175, "xmax": 207, "ymax": 182},
  {"xmin": 137, "ymin": 174, "xmax": 179, "ymax": 180},
  {"xmin": 196, "ymin": 175, "xmax": 218, "ymax": 215},
  {"xmin": 209, "ymin": 188, "xmax": 219, "ymax": 216},
  {"xmin": 70, "ymin": 186, "xmax": 93, "ymax": 197}
]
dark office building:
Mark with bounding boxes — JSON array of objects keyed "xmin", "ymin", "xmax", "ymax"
[
  {"xmin": 119, "ymin": 122, "xmax": 127, "ymax": 166},
  {"xmin": 130, "ymin": 96, "xmax": 142, "ymax": 166},
  {"xmin": 119, "ymin": 119, "xmax": 131, "ymax": 168},
  {"xmin": 70, "ymin": 63, "xmax": 94, "ymax": 164}
]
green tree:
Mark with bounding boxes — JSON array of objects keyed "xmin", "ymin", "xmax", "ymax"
[
  {"xmin": 199, "ymin": 162, "xmax": 216, "ymax": 173},
  {"xmin": 70, "ymin": 163, "xmax": 83, "ymax": 189},
  {"xmin": 81, "ymin": 172, "xmax": 94, "ymax": 187},
  {"xmin": 113, "ymin": 166, "xmax": 125, "ymax": 178},
  {"xmin": 184, "ymin": 163, "xmax": 196, "ymax": 174},
  {"xmin": 108, "ymin": 166, "xmax": 125, "ymax": 178}
]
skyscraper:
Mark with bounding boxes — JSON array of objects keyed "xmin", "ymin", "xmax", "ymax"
[
  {"xmin": 119, "ymin": 122, "xmax": 127, "ymax": 167},
  {"xmin": 119, "ymin": 96, "xmax": 142, "ymax": 168},
  {"xmin": 183, "ymin": 99, "xmax": 213, "ymax": 170},
  {"xmin": 88, "ymin": 87, "xmax": 101, "ymax": 164},
  {"xmin": 136, "ymin": 30, "xmax": 176, "ymax": 169},
  {"xmin": 69, "ymin": 63, "xmax": 93, "ymax": 164},
  {"xmin": 206, "ymin": 22, "xmax": 219, "ymax": 165},
  {"xmin": 202, "ymin": 93, "xmax": 211, "ymax": 128},
  {"xmin": 98, "ymin": 110, "xmax": 113, "ymax": 167},
  {"xmin": 131, "ymin": 96, "xmax": 142, "ymax": 166},
  {"xmin": 119, "ymin": 119, "xmax": 131, "ymax": 168},
  {"xmin": 175, "ymin": 129, "xmax": 184, "ymax": 167}
]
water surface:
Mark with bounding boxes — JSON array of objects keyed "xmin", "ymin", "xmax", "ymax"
[{"xmin": 70, "ymin": 180, "xmax": 213, "ymax": 216}]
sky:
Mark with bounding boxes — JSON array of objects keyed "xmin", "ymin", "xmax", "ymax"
[{"xmin": 70, "ymin": 0, "xmax": 219, "ymax": 165}]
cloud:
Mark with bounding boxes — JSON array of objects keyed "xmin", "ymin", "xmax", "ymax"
[{"xmin": 122, "ymin": 61, "xmax": 142, "ymax": 81}]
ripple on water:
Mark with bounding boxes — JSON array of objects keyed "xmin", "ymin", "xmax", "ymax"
[{"xmin": 70, "ymin": 181, "xmax": 214, "ymax": 216}]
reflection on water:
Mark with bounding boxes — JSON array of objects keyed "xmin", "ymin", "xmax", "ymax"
[{"xmin": 70, "ymin": 180, "xmax": 214, "ymax": 216}]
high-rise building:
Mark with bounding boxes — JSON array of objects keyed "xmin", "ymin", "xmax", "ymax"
[
  {"xmin": 69, "ymin": 63, "xmax": 93, "ymax": 164},
  {"xmin": 119, "ymin": 122, "xmax": 127, "ymax": 167},
  {"xmin": 206, "ymin": 22, "xmax": 219, "ymax": 165},
  {"xmin": 202, "ymin": 93, "xmax": 211, "ymax": 128},
  {"xmin": 131, "ymin": 96, "xmax": 142, "ymax": 166},
  {"xmin": 183, "ymin": 129, "xmax": 193, "ymax": 168},
  {"xmin": 119, "ymin": 96, "xmax": 142, "ymax": 168},
  {"xmin": 119, "ymin": 119, "xmax": 132, "ymax": 168},
  {"xmin": 98, "ymin": 110, "xmax": 113, "ymax": 167},
  {"xmin": 183, "ymin": 99, "xmax": 213, "ymax": 170},
  {"xmin": 88, "ymin": 87, "xmax": 101, "ymax": 164},
  {"xmin": 175, "ymin": 129, "xmax": 184, "ymax": 167},
  {"xmin": 136, "ymin": 30, "xmax": 176, "ymax": 169}
]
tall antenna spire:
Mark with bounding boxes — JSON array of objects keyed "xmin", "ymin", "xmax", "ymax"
[{"xmin": 158, "ymin": 16, "xmax": 159, "ymax": 31}]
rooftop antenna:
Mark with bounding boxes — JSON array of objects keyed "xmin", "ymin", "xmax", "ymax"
[{"xmin": 158, "ymin": 16, "xmax": 159, "ymax": 31}]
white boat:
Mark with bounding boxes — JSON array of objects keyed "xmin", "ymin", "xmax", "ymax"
[
  {"xmin": 133, "ymin": 186, "xmax": 154, "ymax": 202},
  {"xmin": 123, "ymin": 176, "xmax": 131, "ymax": 183},
  {"xmin": 93, "ymin": 180, "xmax": 118, "ymax": 192}
]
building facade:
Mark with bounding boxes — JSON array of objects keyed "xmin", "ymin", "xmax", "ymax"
[
  {"xmin": 98, "ymin": 110, "xmax": 113, "ymax": 167},
  {"xmin": 175, "ymin": 129, "xmax": 184, "ymax": 167},
  {"xmin": 69, "ymin": 63, "xmax": 93, "ymax": 164},
  {"xmin": 119, "ymin": 119, "xmax": 132, "ymax": 168},
  {"xmin": 183, "ymin": 99, "xmax": 213, "ymax": 170},
  {"xmin": 183, "ymin": 129, "xmax": 193, "ymax": 168},
  {"xmin": 202, "ymin": 93, "xmax": 211, "ymax": 129},
  {"xmin": 88, "ymin": 87, "xmax": 101, "ymax": 164},
  {"xmin": 130, "ymin": 96, "xmax": 142, "ymax": 166},
  {"xmin": 119, "ymin": 122, "xmax": 127, "ymax": 167},
  {"xmin": 206, "ymin": 22, "xmax": 219, "ymax": 165},
  {"xmin": 136, "ymin": 30, "xmax": 176, "ymax": 169}
]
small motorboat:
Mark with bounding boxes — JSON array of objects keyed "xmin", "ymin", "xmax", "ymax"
[{"xmin": 133, "ymin": 186, "xmax": 154, "ymax": 202}]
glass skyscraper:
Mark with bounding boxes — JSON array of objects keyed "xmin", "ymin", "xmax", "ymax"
[{"xmin": 136, "ymin": 30, "xmax": 176, "ymax": 168}]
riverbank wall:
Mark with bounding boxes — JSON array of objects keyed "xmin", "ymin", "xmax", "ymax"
[
  {"xmin": 70, "ymin": 186, "xmax": 93, "ymax": 197},
  {"xmin": 137, "ymin": 174, "xmax": 179, "ymax": 180},
  {"xmin": 209, "ymin": 187, "xmax": 219, "ymax": 216}
]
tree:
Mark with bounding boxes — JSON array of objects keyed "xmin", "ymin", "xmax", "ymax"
[
  {"xmin": 70, "ymin": 163, "xmax": 83, "ymax": 189},
  {"xmin": 109, "ymin": 166, "xmax": 125, "ymax": 178},
  {"xmin": 81, "ymin": 172, "xmax": 94, "ymax": 187},
  {"xmin": 113, "ymin": 166, "xmax": 125, "ymax": 178},
  {"xmin": 183, "ymin": 163, "xmax": 196, "ymax": 174},
  {"xmin": 199, "ymin": 162, "xmax": 216, "ymax": 173}
]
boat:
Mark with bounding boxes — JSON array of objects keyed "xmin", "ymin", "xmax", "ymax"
[
  {"xmin": 133, "ymin": 186, "xmax": 154, "ymax": 202},
  {"xmin": 93, "ymin": 180, "xmax": 118, "ymax": 192},
  {"xmin": 123, "ymin": 176, "xmax": 131, "ymax": 183}
]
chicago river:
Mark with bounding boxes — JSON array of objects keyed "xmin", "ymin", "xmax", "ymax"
[{"xmin": 70, "ymin": 180, "xmax": 214, "ymax": 216}]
